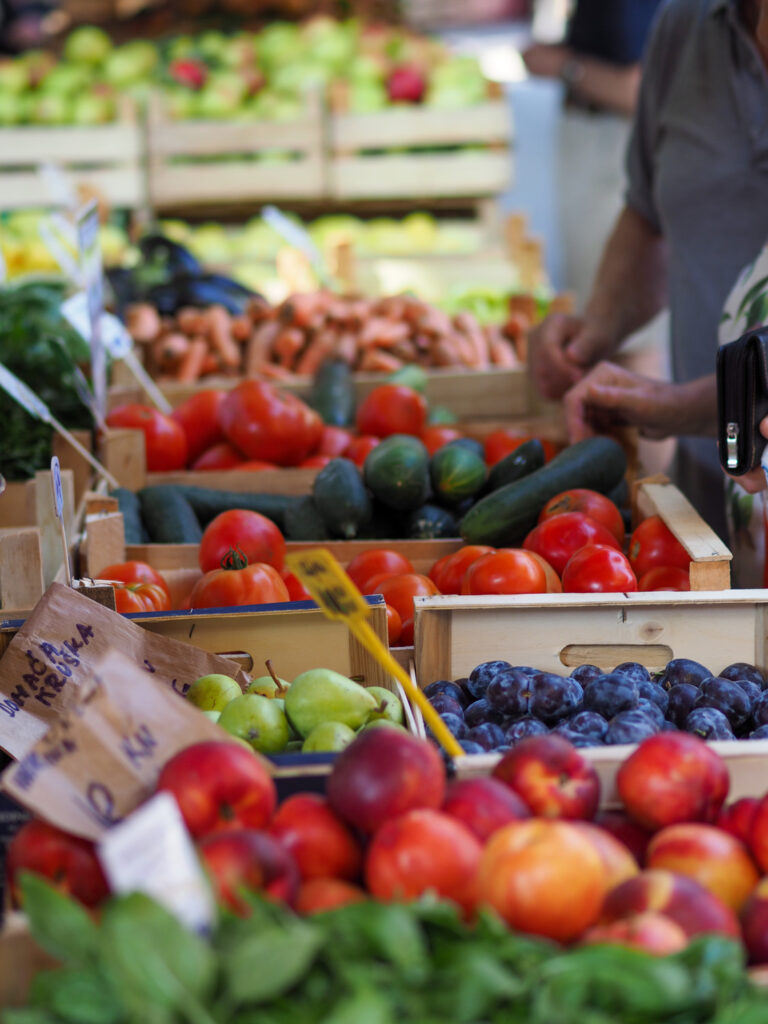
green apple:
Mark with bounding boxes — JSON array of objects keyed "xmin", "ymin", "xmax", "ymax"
[
  {"xmin": 64, "ymin": 26, "xmax": 112, "ymax": 66},
  {"xmin": 103, "ymin": 41, "xmax": 158, "ymax": 87},
  {"xmin": 186, "ymin": 673, "xmax": 242, "ymax": 712},
  {"xmin": 72, "ymin": 92, "xmax": 115, "ymax": 125},
  {"xmin": 164, "ymin": 88, "xmax": 197, "ymax": 121},
  {"xmin": 167, "ymin": 36, "xmax": 195, "ymax": 62},
  {"xmin": 257, "ymin": 23, "xmax": 302, "ymax": 70},
  {"xmin": 348, "ymin": 80, "xmax": 387, "ymax": 114},
  {"xmin": 40, "ymin": 64, "xmax": 92, "ymax": 96},
  {"xmin": 218, "ymin": 694, "xmax": 291, "ymax": 754},
  {"xmin": 32, "ymin": 93, "xmax": 71, "ymax": 125},
  {"xmin": 302, "ymin": 721, "xmax": 356, "ymax": 753},
  {"xmin": 365, "ymin": 686, "xmax": 404, "ymax": 725},
  {"xmin": 0, "ymin": 91, "xmax": 24, "ymax": 125},
  {"xmin": 0, "ymin": 60, "xmax": 28, "ymax": 94}
]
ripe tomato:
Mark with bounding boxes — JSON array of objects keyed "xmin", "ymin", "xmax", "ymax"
[
  {"xmin": 318, "ymin": 425, "xmax": 354, "ymax": 457},
  {"xmin": 526, "ymin": 551, "xmax": 563, "ymax": 593},
  {"xmin": 346, "ymin": 549, "xmax": 415, "ymax": 593},
  {"xmin": 462, "ymin": 550, "xmax": 548, "ymax": 595},
  {"xmin": 191, "ymin": 442, "xmax": 243, "ymax": 471},
  {"xmin": 111, "ymin": 582, "xmax": 170, "ymax": 613},
  {"xmin": 362, "ymin": 572, "xmax": 399, "ymax": 594},
  {"xmin": 484, "ymin": 430, "xmax": 559, "ymax": 468},
  {"xmin": 638, "ymin": 566, "xmax": 691, "ymax": 591},
  {"xmin": 99, "ymin": 560, "xmax": 171, "ymax": 602},
  {"xmin": 523, "ymin": 512, "xmax": 621, "ymax": 577},
  {"xmin": 199, "ymin": 510, "xmax": 285, "ymax": 573},
  {"xmin": 540, "ymin": 488, "xmax": 625, "ymax": 544},
  {"xmin": 281, "ymin": 568, "xmax": 313, "ymax": 601},
  {"xmin": 421, "ymin": 425, "xmax": 463, "ymax": 455},
  {"xmin": 399, "ymin": 616, "xmax": 414, "ymax": 646},
  {"xmin": 190, "ymin": 558, "xmax": 289, "ymax": 609},
  {"xmin": 429, "ymin": 545, "xmax": 494, "ymax": 595},
  {"xmin": 355, "ymin": 385, "xmax": 427, "ymax": 438},
  {"xmin": 373, "ymin": 573, "xmax": 439, "ymax": 623},
  {"xmin": 346, "ymin": 435, "xmax": 380, "ymax": 466},
  {"xmin": 562, "ymin": 545, "xmax": 638, "ymax": 593},
  {"xmin": 629, "ymin": 516, "xmax": 691, "ymax": 577},
  {"xmin": 386, "ymin": 603, "xmax": 402, "ymax": 646},
  {"xmin": 171, "ymin": 389, "xmax": 227, "ymax": 464},
  {"xmin": 300, "ymin": 454, "xmax": 333, "ymax": 468},
  {"xmin": 106, "ymin": 404, "xmax": 187, "ymax": 472},
  {"xmin": 218, "ymin": 381, "xmax": 323, "ymax": 466}
]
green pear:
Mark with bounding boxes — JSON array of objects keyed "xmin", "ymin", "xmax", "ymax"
[
  {"xmin": 284, "ymin": 739, "xmax": 304, "ymax": 753},
  {"xmin": 360, "ymin": 718, "xmax": 408, "ymax": 733},
  {"xmin": 285, "ymin": 668, "xmax": 377, "ymax": 738},
  {"xmin": 186, "ymin": 673, "xmax": 241, "ymax": 712},
  {"xmin": 302, "ymin": 721, "xmax": 356, "ymax": 753},
  {"xmin": 247, "ymin": 661, "xmax": 290, "ymax": 699},
  {"xmin": 366, "ymin": 686, "xmax": 404, "ymax": 725},
  {"xmin": 201, "ymin": 710, "xmax": 221, "ymax": 723},
  {"xmin": 218, "ymin": 693, "xmax": 290, "ymax": 754}
]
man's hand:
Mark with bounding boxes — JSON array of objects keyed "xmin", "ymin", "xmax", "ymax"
[
  {"xmin": 529, "ymin": 313, "xmax": 614, "ymax": 401},
  {"xmin": 731, "ymin": 419, "xmax": 768, "ymax": 493},
  {"xmin": 522, "ymin": 43, "xmax": 568, "ymax": 78}
]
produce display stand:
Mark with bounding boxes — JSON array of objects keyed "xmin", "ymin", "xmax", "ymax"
[
  {"xmin": 412, "ymin": 589, "xmax": 768, "ymax": 802},
  {"xmin": 145, "ymin": 89, "xmax": 326, "ymax": 211},
  {"xmin": 0, "ymin": 99, "xmax": 145, "ymax": 212}
]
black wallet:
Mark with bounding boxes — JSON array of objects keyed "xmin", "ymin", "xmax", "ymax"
[{"xmin": 716, "ymin": 327, "xmax": 768, "ymax": 475}]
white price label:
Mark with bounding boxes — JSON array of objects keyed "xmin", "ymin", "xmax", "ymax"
[
  {"xmin": 77, "ymin": 200, "xmax": 106, "ymax": 422},
  {"xmin": 38, "ymin": 163, "xmax": 77, "ymax": 210},
  {"xmin": 98, "ymin": 792, "xmax": 215, "ymax": 933},
  {"xmin": 50, "ymin": 456, "xmax": 64, "ymax": 520},
  {"xmin": 62, "ymin": 293, "xmax": 133, "ymax": 358},
  {"xmin": 0, "ymin": 363, "xmax": 53, "ymax": 423}
]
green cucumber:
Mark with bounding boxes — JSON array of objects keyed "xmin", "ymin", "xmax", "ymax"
[
  {"xmin": 363, "ymin": 434, "xmax": 430, "ymax": 512},
  {"xmin": 138, "ymin": 486, "xmax": 202, "ymax": 544},
  {"xmin": 429, "ymin": 445, "xmax": 486, "ymax": 505},
  {"xmin": 405, "ymin": 503, "xmax": 460, "ymax": 539},
  {"xmin": 284, "ymin": 496, "xmax": 330, "ymax": 541},
  {"xmin": 446, "ymin": 437, "xmax": 485, "ymax": 460},
  {"xmin": 174, "ymin": 486, "xmax": 296, "ymax": 531},
  {"xmin": 461, "ymin": 437, "xmax": 627, "ymax": 547},
  {"xmin": 110, "ymin": 487, "xmax": 148, "ymax": 544},
  {"xmin": 484, "ymin": 439, "xmax": 545, "ymax": 493},
  {"xmin": 313, "ymin": 458, "xmax": 371, "ymax": 539},
  {"xmin": 310, "ymin": 359, "xmax": 355, "ymax": 427}
]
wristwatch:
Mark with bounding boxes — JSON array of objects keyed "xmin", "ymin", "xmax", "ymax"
[{"xmin": 560, "ymin": 57, "xmax": 585, "ymax": 91}]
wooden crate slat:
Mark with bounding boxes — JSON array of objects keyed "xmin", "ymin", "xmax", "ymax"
[
  {"xmin": 331, "ymin": 101, "xmax": 511, "ymax": 150},
  {"xmin": 637, "ymin": 482, "xmax": 732, "ymax": 562},
  {"xmin": 148, "ymin": 160, "xmax": 324, "ymax": 206},
  {"xmin": 0, "ymin": 123, "xmax": 141, "ymax": 165},
  {"xmin": 331, "ymin": 152, "xmax": 511, "ymax": 200},
  {"xmin": 0, "ymin": 168, "xmax": 144, "ymax": 210},
  {"xmin": 150, "ymin": 117, "xmax": 321, "ymax": 157}
]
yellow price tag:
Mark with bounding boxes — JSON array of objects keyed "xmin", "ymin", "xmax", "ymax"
[{"xmin": 285, "ymin": 549, "xmax": 464, "ymax": 759}]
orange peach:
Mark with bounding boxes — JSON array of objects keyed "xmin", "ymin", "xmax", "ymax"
[
  {"xmin": 582, "ymin": 912, "xmax": 688, "ymax": 956},
  {"xmin": 716, "ymin": 797, "xmax": 759, "ymax": 847},
  {"xmin": 571, "ymin": 821, "xmax": 639, "ymax": 890},
  {"xmin": 442, "ymin": 777, "xmax": 530, "ymax": 843},
  {"xmin": 295, "ymin": 878, "xmax": 367, "ymax": 915},
  {"xmin": 492, "ymin": 734, "xmax": 600, "ymax": 820}
]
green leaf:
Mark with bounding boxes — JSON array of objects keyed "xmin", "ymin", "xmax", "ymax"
[
  {"xmin": 1, "ymin": 1011, "xmax": 61, "ymax": 1024},
  {"xmin": 222, "ymin": 920, "xmax": 322, "ymax": 1005},
  {"xmin": 30, "ymin": 968, "xmax": 121, "ymax": 1024},
  {"xmin": 322, "ymin": 988, "xmax": 396, "ymax": 1024},
  {"xmin": 19, "ymin": 873, "xmax": 100, "ymax": 967}
]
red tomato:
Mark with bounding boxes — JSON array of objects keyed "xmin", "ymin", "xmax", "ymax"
[
  {"xmin": 483, "ymin": 430, "xmax": 560, "ymax": 468},
  {"xmin": 526, "ymin": 551, "xmax": 563, "ymax": 593},
  {"xmin": 386, "ymin": 603, "xmax": 402, "ymax": 646},
  {"xmin": 318, "ymin": 425, "xmax": 354, "ymax": 457},
  {"xmin": 372, "ymin": 573, "xmax": 439, "ymax": 622},
  {"xmin": 539, "ymin": 488, "xmax": 625, "ymax": 544},
  {"xmin": 399, "ymin": 616, "xmax": 414, "ymax": 647},
  {"xmin": 106, "ymin": 404, "xmax": 187, "ymax": 472},
  {"xmin": 629, "ymin": 516, "xmax": 692, "ymax": 577},
  {"xmin": 429, "ymin": 545, "xmax": 494, "ymax": 595},
  {"xmin": 171, "ymin": 389, "xmax": 227, "ymax": 464},
  {"xmin": 346, "ymin": 549, "xmax": 415, "ymax": 593},
  {"xmin": 300, "ymin": 454, "xmax": 333, "ymax": 468},
  {"xmin": 421, "ymin": 426, "xmax": 463, "ymax": 455},
  {"xmin": 638, "ymin": 566, "xmax": 691, "ymax": 591},
  {"xmin": 99, "ymin": 560, "xmax": 171, "ymax": 602},
  {"xmin": 218, "ymin": 381, "xmax": 323, "ymax": 466},
  {"xmin": 362, "ymin": 572, "xmax": 400, "ymax": 594},
  {"xmin": 190, "ymin": 559, "xmax": 289, "ymax": 609},
  {"xmin": 199, "ymin": 510, "xmax": 285, "ymax": 573},
  {"xmin": 111, "ymin": 582, "xmax": 171, "ymax": 613},
  {"xmin": 346, "ymin": 435, "xmax": 380, "ymax": 467},
  {"xmin": 462, "ymin": 549, "xmax": 548, "ymax": 595},
  {"xmin": 355, "ymin": 385, "xmax": 427, "ymax": 439},
  {"xmin": 191, "ymin": 442, "xmax": 243, "ymax": 471},
  {"xmin": 280, "ymin": 568, "xmax": 313, "ymax": 601},
  {"xmin": 239, "ymin": 460, "xmax": 279, "ymax": 471},
  {"xmin": 562, "ymin": 545, "xmax": 638, "ymax": 593},
  {"xmin": 523, "ymin": 512, "xmax": 621, "ymax": 577}
]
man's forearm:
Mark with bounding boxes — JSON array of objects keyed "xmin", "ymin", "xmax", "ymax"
[
  {"xmin": 568, "ymin": 57, "xmax": 641, "ymax": 117},
  {"xmin": 674, "ymin": 374, "xmax": 717, "ymax": 437},
  {"xmin": 581, "ymin": 206, "xmax": 668, "ymax": 362}
]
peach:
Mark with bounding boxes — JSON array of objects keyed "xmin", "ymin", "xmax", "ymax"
[
  {"xmin": 198, "ymin": 829, "xmax": 300, "ymax": 915},
  {"xmin": 475, "ymin": 819, "xmax": 604, "ymax": 942},
  {"xmin": 740, "ymin": 876, "xmax": 768, "ymax": 964},
  {"xmin": 616, "ymin": 733, "xmax": 729, "ymax": 831},
  {"xmin": 646, "ymin": 823, "xmax": 759, "ymax": 912},
  {"xmin": 442, "ymin": 777, "xmax": 530, "ymax": 842},
  {"xmin": 601, "ymin": 869, "xmax": 740, "ymax": 939},
  {"xmin": 492, "ymin": 734, "xmax": 600, "ymax": 820},
  {"xmin": 365, "ymin": 809, "xmax": 482, "ymax": 915},
  {"xmin": 571, "ymin": 822, "xmax": 639, "ymax": 890},
  {"xmin": 295, "ymin": 878, "xmax": 367, "ymax": 915},
  {"xmin": 717, "ymin": 797, "xmax": 759, "ymax": 847},
  {"xmin": 594, "ymin": 810, "xmax": 653, "ymax": 865},
  {"xmin": 268, "ymin": 793, "xmax": 362, "ymax": 882},
  {"xmin": 749, "ymin": 793, "xmax": 768, "ymax": 873},
  {"xmin": 582, "ymin": 912, "xmax": 689, "ymax": 956}
]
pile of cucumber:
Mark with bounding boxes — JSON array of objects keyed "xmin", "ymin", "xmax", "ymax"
[{"xmin": 112, "ymin": 435, "xmax": 628, "ymax": 546}]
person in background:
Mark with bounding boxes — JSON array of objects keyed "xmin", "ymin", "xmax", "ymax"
[
  {"xmin": 523, "ymin": 0, "xmax": 664, "ymax": 307},
  {"xmin": 530, "ymin": 0, "xmax": 768, "ymax": 540},
  {"xmin": 0, "ymin": 0, "xmax": 57, "ymax": 54}
]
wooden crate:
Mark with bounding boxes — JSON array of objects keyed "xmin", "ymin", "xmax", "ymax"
[
  {"xmin": 146, "ymin": 90, "xmax": 325, "ymax": 211},
  {"xmin": 413, "ymin": 589, "xmax": 768, "ymax": 802},
  {"xmin": 0, "ymin": 100, "xmax": 144, "ymax": 211},
  {"xmin": 329, "ymin": 100, "xmax": 512, "ymax": 202}
]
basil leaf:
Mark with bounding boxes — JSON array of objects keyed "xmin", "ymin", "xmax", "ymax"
[
  {"xmin": 222, "ymin": 920, "xmax": 322, "ymax": 1005},
  {"xmin": 30, "ymin": 968, "xmax": 121, "ymax": 1024},
  {"xmin": 1, "ymin": 1011, "xmax": 61, "ymax": 1024},
  {"xmin": 322, "ymin": 989, "xmax": 396, "ymax": 1024},
  {"xmin": 19, "ymin": 873, "xmax": 99, "ymax": 967}
]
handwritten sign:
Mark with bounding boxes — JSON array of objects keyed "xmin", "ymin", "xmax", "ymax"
[
  {"xmin": 0, "ymin": 583, "xmax": 249, "ymax": 759},
  {"xmin": 77, "ymin": 201, "xmax": 106, "ymax": 422},
  {"xmin": 2, "ymin": 648, "xmax": 236, "ymax": 840}
]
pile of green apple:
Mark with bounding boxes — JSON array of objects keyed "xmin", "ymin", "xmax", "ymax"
[{"xmin": 186, "ymin": 661, "xmax": 405, "ymax": 754}]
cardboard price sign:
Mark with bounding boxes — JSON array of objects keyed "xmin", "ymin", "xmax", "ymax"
[
  {"xmin": 2, "ymin": 648, "xmax": 238, "ymax": 840},
  {"xmin": 0, "ymin": 583, "xmax": 249, "ymax": 759}
]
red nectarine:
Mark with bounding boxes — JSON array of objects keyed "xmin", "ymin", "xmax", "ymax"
[
  {"xmin": 198, "ymin": 828, "xmax": 299, "ymax": 915},
  {"xmin": 492, "ymin": 734, "xmax": 600, "ymax": 820},
  {"xmin": 442, "ymin": 777, "xmax": 530, "ymax": 842},
  {"xmin": 581, "ymin": 912, "xmax": 688, "ymax": 956},
  {"xmin": 571, "ymin": 821, "xmax": 639, "ymax": 890},
  {"xmin": 268, "ymin": 793, "xmax": 361, "ymax": 882},
  {"xmin": 740, "ymin": 876, "xmax": 768, "ymax": 964},
  {"xmin": 295, "ymin": 878, "xmax": 367, "ymax": 915}
]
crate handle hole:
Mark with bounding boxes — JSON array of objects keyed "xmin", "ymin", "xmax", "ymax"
[
  {"xmin": 560, "ymin": 644, "xmax": 673, "ymax": 670},
  {"xmin": 217, "ymin": 651, "xmax": 254, "ymax": 672}
]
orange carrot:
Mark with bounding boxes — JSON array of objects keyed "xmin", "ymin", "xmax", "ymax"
[
  {"xmin": 256, "ymin": 362, "xmax": 296, "ymax": 380},
  {"xmin": 487, "ymin": 328, "xmax": 520, "ymax": 367},
  {"xmin": 245, "ymin": 321, "xmax": 280, "ymax": 377},
  {"xmin": 207, "ymin": 305, "xmax": 240, "ymax": 370},
  {"xmin": 176, "ymin": 338, "xmax": 208, "ymax": 382},
  {"xmin": 200, "ymin": 352, "xmax": 221, "ymax": 377},
  {"xmin": 294, "ymin": 332, "xmax": 336, "ymax": 376},
  {"xmin": 126, "ymin": 303, "xmax": 161, "ymax": 344},
  {"xmin": 230, "ymin": 315, "xmax": 252, "ymax": 342},
  {"xmin": 176, "ymin": 307, "xmax": 207, "ymax": 336},
  {"xmin": 152, "ymin": 333, "xmax": 189, "ymax": 373},
  {"xmin": 359, "ymin": 349, "xmax": 403, "ymax": 373},
  {"xmin": 454, "ymin": 313, "xmax": 490, "ymax": 369},
  {"xmin": 274, "ymin": 327, "xmax": 305, "ymax": 369},
  {"xmin": 335, "ymin": 331, "xmax": 358, "ymax": 365}
]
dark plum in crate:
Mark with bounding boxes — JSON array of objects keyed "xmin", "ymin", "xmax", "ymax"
[
  {"xmin": 440, "ymin": 713, "xmax": 467, "ymax": 739},
  {"xmin": 657, "ymin": 658, "xmax": 711, "ymax": 691},
  {"xmin": 467, "ymin": 661, "xmax": 512, "ymax": 700},
  {"xmin": 733, "ymin": 679, "xmax": 762, "ymax": 705},
  {"xmin": 583, "ymin": 674, "xmax": 639, "ymax": 720},
  {"xmin": 605, "ymin": 709, "xmax": 659, "ymax": 745},
  {"xmin": 466, "ymin": 722, "xmax": 506, "ymax": 752},
  {"xmin": 750, "ymin": 724, "xmax": 768, "ymax": 739},
  {"xmin": 504, "ymin": 716, "xmax": 548, "ymax": 744},
  {"xmin": 684, "ymin": 707, "xmax": 734, "ymax": 741},
  {"xmin": 570, "ymin": 664, "xmax": 603, "ymax": 685},
  {"xmin": 720, "ymin": 662, "xmax": 766, "ymax": 689},
  {"xmin": 424, "ymin": 681, "xmax": 465, "ymax": 706},
  {"xmin": 667, "ymin": 684, "xmax": 698, "ymax": 728},
  {"xmin": 553, "ymin": 727, "xmax": 598, "ymax": 748},
  {"xmin": 563, "ymin": 710, "xmax": 608, "ymax": 742},
  {"xmin": 465, "ymin": 698, "xmax": 504, "ymax": 728},
  {"xmin": 753, "ymin": 692, "xmax": 768, "ymax": 730},
  {"xmin": 637, "ymin": 680, "xmax": 669, "ymax": 713},
  {"xmin": 636, "ymin": 698, "xmax": 665, "ymax": 727},
  {"xmin": 460, "ymin": 740, "xmax": 485, "ymax": 754},
  {"xmin": 693, "ymin": 678, "xmax": 751, "ymax": 732},
  {"xmin": 486, "ymin": 669, "xmax": 534, "ymax": 716},
  {"xmin": 487, "ymin": 670, "xmax": 581, "ymax": 724},
  {"xmin": 429, "ymin": 694, "xmax": 464, "ymax": 719},
  {"xmin": 613, "ymin": 662, "xmax": 651, "ymax": 684}
]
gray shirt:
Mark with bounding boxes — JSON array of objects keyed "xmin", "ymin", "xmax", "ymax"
[{"xmin": 626, "ymin": 0, "xmax": 768, "ymax": 535}]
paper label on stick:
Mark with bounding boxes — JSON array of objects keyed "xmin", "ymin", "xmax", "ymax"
[
  {"xmin": 284, "ymin": 548, "xmax": 370, "ymax": 622},
  {"xmin": 77, "ymin": 201, "xmax": 106, "ymax": 422},
  {"xmin": 50, "ymin": 457, "xmax": 64, "ymax": 520},
  {"xmin": 0, "ymin": 363, "xmax": 53, "ymax": 423},
  {"xmin": 1, "ymin": 647, "xmax": 240, "ymax": 840},
  {"xmin": 0, "ymin": 583, "xmax": 249, "ymax": 760},
  {"xmin": 61, "ymin": 293, "xmax": 133, "ymax": 358}
]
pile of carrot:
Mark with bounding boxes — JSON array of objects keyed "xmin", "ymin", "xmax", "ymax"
[{"xmin": 123, "ymin": 291, "xmax": 530, "ymax": 383}]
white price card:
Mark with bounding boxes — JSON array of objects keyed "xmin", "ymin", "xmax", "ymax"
[
  {"xmin": 50, "ymin": 456, "xmax": 64, "ymax": 520},
  {"xmin": 77, "ymin": 200, "xmax": 106, "ymax": 423},
  {"xmin": 99, "ymin": 792, "xmax": 215, "ymax": 933},
  {"xmin": 62, "ymin": 292, "xmax": 134, "ymax": 358}
]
